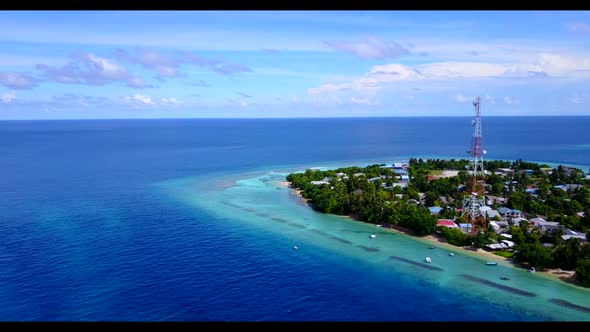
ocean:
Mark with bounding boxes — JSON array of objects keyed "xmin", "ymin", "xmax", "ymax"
[{"xmin": 1, "ymin": 116, "xmax": 590, "ymax": 321}]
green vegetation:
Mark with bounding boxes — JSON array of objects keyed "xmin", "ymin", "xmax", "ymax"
[
  {"xmin": 575, "ymin": 258, "xmax": 590, "ymax": 287},
  {"xmin": 513, "ymin": 243, "xmax": 554, "ymax": 270},
  {"xmin": 286, "ymin": 164, "xmax": 437, "ymax": 235},
  {"xmin": 437, "ymin": 226, "xmax": 473, "ymax": 246},
  {"xmin": 286, "ymin": 158, "xmax": 590, "ymax": 287},
  {"xmin": 493, "ymin": 251, "xmax": 514, "ymax": 258}
]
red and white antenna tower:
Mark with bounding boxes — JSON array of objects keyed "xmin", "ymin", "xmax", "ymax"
[{"xmin": 462, "ymin": 96, "xmax": 487, "ymax": 230}]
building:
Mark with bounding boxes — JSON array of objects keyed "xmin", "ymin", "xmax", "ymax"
[
  {"xmin": 458, "ymin": 223, "xmax": 472, "ymax": 233},
  {"xmin": 562, "ymin": 229, "xmax": 587, "ymax": 242},
  {"xmin": 486, "ymin": 243, "xmax": 509, "ymax": 250},
  {"xmin": 429, "ymin": 206, "xmax": 443, "ymax": 215},
  {"xmin": 484, "ymin": 209, "xmax": 500, "ymax": 219},
  {"xmin": 437, "ymin": 219, "xmax": 458, "ymax": 228},
  {"xmin": 540, "ymin": 167, "xmax": 553, "ymax": 175},
  {"xmin": 500, "ymin": 239, "xmax": 515, "ymax": 248},
  {"xmin": 562, "ymin": 233, "xmax": 588, "ymax": 242},
  {"xmin": 498, "ymin": 207, "xmax": 521, "ymax": 219},
  {"xmin": 486, "ymin": 195, "xmax": 507, "ymax": 205},
  {"xmin": 489, "ymin": 221, "xmax": 501, "ymax": 233},
  {"xmin": 497, "ymin": 168, "xmax": 514, "ymax": 174},
  {"xmin": 529, "ymin": 217, "xmax": 562, "ymax": 232},
  {"xmin": 562, "ymin": 166, "xmax": 577, "ymax": 177}
]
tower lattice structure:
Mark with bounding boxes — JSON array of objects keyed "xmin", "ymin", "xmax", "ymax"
[{"xmin": 462, "ymin": 96, "xmax": 488, "ymax": 231}]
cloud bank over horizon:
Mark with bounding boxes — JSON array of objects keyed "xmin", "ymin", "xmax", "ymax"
[{"xmin": 1, "ymin": 11, "xmax": 590, "ymax": 119}]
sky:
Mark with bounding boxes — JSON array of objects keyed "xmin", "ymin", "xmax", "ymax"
[{"xmin": 1, "ymin": 10, "xmax": 590, "ymax": 119}]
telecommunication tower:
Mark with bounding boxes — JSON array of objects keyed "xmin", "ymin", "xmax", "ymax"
[{"xmin": 462, "ymin": 96, "xmax": 488, "ymax": 230}]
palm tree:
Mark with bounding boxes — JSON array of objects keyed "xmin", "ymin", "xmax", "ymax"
[{"xmin": 552, "ymin": 226, "xmax": 565, "ymax": 245}]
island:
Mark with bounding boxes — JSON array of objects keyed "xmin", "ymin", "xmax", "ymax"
[{"xmin": 286, "ymin": 158, "xmax": 590, "ymax": 288}]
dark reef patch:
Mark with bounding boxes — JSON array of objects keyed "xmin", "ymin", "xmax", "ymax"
[
  {"xmin": 311, "ymin": 229, "xmax": 328, "ymax": 236},
  {"xmin": 357, "ymin": 245, "xmax": 380, "ymax": 252},
  {"xmin": 270, "ymin": 217, "xmax": 288, "ymax": 223},
  {"xmin": 461, "ymin": 274, "xmax": 536, "ymax": 297},
  {"xmin": 329, "ymin": 236, "xmax": 352, "ymax": 244},
  {"xmin": 389, "ymin": 256, "xmax": 443, "ymax": 271},
  {"xmin": 221, "ymin": 201, "xmax": 242, "ymax": 209},
  {"xmin": 549, "ymin": 299, "xmax": 590, "ymax": 314}
]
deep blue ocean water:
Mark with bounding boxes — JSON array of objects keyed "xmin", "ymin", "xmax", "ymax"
[{"xmin": 1, "ymin": 117, "xmax": 590, "ymax": 321}]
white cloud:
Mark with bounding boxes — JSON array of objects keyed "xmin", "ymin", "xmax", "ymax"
[
  {"xmin": 127, "ymin": 76, "xmax": 154, "ymax": 89},
  {"xmin": 0, "ymin": 72, "xmax": 37, "ymax": 89},
  {"xmin": 455, "ymin": 93, "xmax": 472, "ymax": 103},
  {"xmin": 0, "ymin": 25, "xmax": 329, "ymax": 52},
  {"xmin": 123, "ymin": 95, "xmax": 183, "ymax": 106},
  {"xmin": 569, "ymin": 93, "xmax": 584, "ymax": 104},
  {"xmin": 116, "ymin": 48, "xmax": 251, "ymax": 77},
  {"xmin": 483, "ymin": 94, "xmax": 496, "ymax": 105},
  {"xmin": 308, "ymin": 52, "xmax": 590, "ymax": 97},
  {"xmin": 350, "ymin": 97, "xmax": 375, "ymax": 105},
  {"xmin": 36, "ymin": 52, "xmax": 154, "ymax": 89},
  {"xmin": 369, "ymin": 63, "xmax": 422, "ymax": 80},
  {"xmin": 240, "ymin": 101, "xmax": 248, "ymax": 107},
  {"xmin": 123, "ymin": 94, "xmax": 153, "ymax": 105},
  {"xmin": 85, "ymin": 53, "xmax": 127, "ymax": 80},
  {"xmin": 1, "ymin": 91, "xmax": 16, "ymax": 103},
  {"xmin": 308, "ymin": 83, "xmax": 351, "ymax": 95},
  {"xmin": 0, "ymin": 55, "xmax": 67, "ymax": 67},
  {"xmin": 567, "ymin": 22, "xmax": 590, "ymax": 33},
  {"xmin": 503, "ymin": 96, "xmax": 520, "ymax": 105},
  {"xmin": 324, "ymin": 36, "xmax": 411, "ymax": 59},
  {"xmin": 161, "ymin": 97, "xmax": 181, "ymax": 105}
]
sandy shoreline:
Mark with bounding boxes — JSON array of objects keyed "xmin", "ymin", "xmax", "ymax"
[{"xmin": 282, "ymin": 180, "xmax": 577, "ymax": 286}]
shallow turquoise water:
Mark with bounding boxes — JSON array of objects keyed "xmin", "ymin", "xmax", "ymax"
[{"xmin": 158, "ymin": 164, "xmax": 590, "ymax": 321}]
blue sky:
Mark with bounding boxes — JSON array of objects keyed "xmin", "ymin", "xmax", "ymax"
[{"xmin": 1, "ymin": 10, "xmax": 590, "ymax": 119}]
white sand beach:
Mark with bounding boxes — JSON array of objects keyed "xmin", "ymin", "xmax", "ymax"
[{"xmin": 284, "ymin": 181, "xmax": 577, "ymax": 286}]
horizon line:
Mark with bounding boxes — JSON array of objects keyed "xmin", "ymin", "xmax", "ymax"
[{"xmin": 2, "ymin": 114, "xmax": 590, "ymax": 121}]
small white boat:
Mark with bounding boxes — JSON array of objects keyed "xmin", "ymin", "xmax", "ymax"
[
  {"xmin": 293, "ymin": 246, "xmax": 299, "ymax": 250},
  {"xmin": 448, "ymin": 252, "xmax": 454, "ymax": 256},
  {"xmin": 528, "ymin": 267, "xmax": 536, "ymax": 273},
  {"xmin": 425, "ymin": 257, "xmax": 432, "ymax": 263},
  {"xmin": 370, "ymin": 234, "xmax": 376, "ymax": 239}
]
